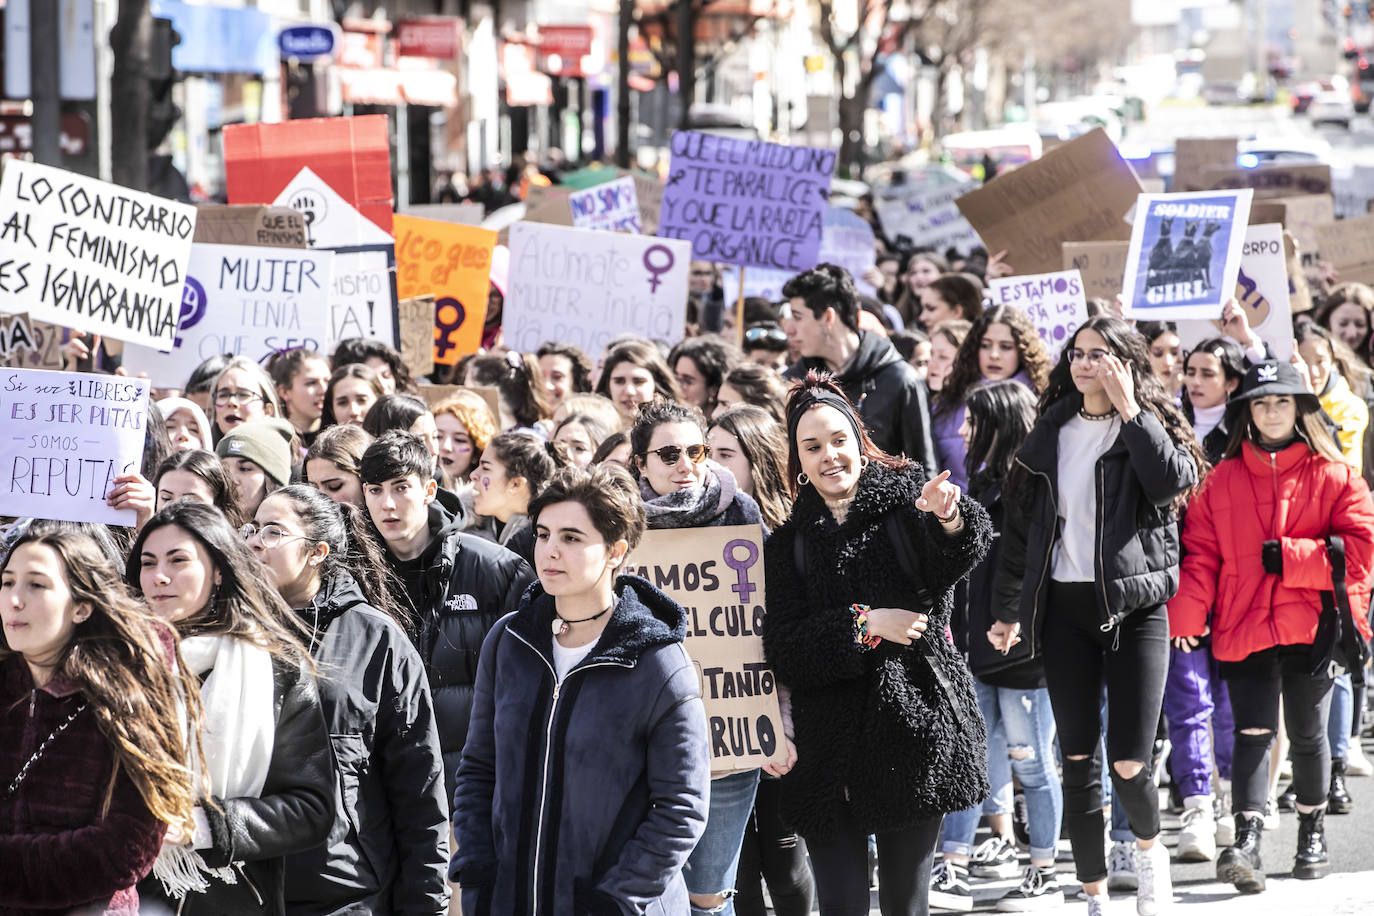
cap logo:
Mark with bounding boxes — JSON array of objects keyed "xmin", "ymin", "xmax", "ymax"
[
  {"xmin": 228, "ymin": 442, "xmax": 243, "ymax": 454},
  {"xmin": 1256, "ymin": 365, "xmax": 1278, "ymax": 382}
]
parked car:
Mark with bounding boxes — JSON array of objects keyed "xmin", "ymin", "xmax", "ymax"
[{"xmin": 1308, "ymin": 82, "xmax": 1355, "ymax": 129}]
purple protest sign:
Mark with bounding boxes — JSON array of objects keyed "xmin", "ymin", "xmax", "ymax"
[{"xmin": 657, "ymin": 131, "xmax": 835, "ymax": 272}]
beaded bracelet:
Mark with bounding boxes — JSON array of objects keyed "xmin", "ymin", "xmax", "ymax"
[{"xmin": 850, "ymin": 603, "xmax": 882, "ymax": 649}]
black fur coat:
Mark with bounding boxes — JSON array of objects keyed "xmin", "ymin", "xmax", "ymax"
[{"xmin": 762, "ymin": 463, "xmax": 993, "ymax": 840}]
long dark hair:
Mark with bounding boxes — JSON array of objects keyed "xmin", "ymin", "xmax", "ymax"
[
  {"xmin": 938, "ymin": 305, "xmax": 1051, "ymax": 416},
  {"xmin": 332, "ymin": 338, "xmax": 418, "ymax": 394},
  {"xmin": 154, "ymin": 448, "xmax": 247, "ymax": 528},
  {"xmin": 266, "ymin": 348, "xmax": 330, "ymax": 420},
  {"xmin": 709, "ymin": 404, "xmax": 792, "ymax": 529},
  {"xmin": 322, "ymin": 364, "xmax": 386, "ymax": 427},
  {"xmin": 1223, "ymin": 398, "xmax": 1346, "ymax": 465},
  {"xmin": 466, "ymin": 350, "xmax": 551, "ymax": 428},
  {"xmin": 594, "ymin": 339, "xmax": 683, "ymax": 405},
  {"xmin": 126, "ymin": 502, "xmax": 313, "ymax": 668},
  {"xmin": 784, "ymin": 370, "xmax": 912, "ymax": 498},
  {"xmin": 1296, "ymin": 322, "xmax": 1370, "ymax": 398},
  {"xmin": 1181, "ymin": 337, "xmax": 1246, "ymax": 424},
  {"xmin": 964, "ymin": 381, "xmax": 1038, "ymax": 497}
]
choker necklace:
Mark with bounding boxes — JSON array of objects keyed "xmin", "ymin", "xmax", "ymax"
[
  {"xmin": 1078, "ymin": 406, "xmax": 1118, "ymax": 422},
  {"xmin": 553, "ymin": 603, "xmax": 613, "ymax": 637}
]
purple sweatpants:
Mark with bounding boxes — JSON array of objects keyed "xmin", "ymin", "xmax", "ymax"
[{"xmin": 1164, "ymin": 643, "xmax": 1234, "ymax": 798}]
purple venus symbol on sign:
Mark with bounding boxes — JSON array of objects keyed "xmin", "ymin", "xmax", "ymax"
[
  {"xmin": 723, "ymin": 538, "xmax": 760, "ymax": 604},
  {"xmin": 176, "ymin": 277, "xmax": 208, "ymax": 347},
  {"xmin": 643, "ymin": 244, "xmax": 675, "ymax": 293}
]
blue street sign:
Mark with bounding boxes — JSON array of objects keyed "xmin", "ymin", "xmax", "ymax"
[{"xmin": 278, "ymin": 24, "xmax": 335, "ymax": 61}]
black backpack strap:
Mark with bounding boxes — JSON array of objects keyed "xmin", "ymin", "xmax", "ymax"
[{"xmin": 1311, "ymin": 535, "xmax": 1369, "ymax": 685}]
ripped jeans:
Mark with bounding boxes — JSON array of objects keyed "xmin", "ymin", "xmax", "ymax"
[{"xmin": 942, "ymin": 679, "xmax": 1063, "ymax": 863}]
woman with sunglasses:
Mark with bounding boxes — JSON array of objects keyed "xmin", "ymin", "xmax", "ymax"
[
  {"xmin": 989, "ymin": 318, "xmax": 1204, "ymax": 916},
  {"xmin": 629, "ymin": 400, "xmax": 762, "ymax": 916}
]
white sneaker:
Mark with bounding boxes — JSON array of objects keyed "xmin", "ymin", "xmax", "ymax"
[
  {"xmin": 929, "ymin": 860, "xmax": 974, "ymax": 913},
  {"xmin": 1176, "ymin": 796, "xmax": 1216, "ymax": 862},
  {"xmin": 1346, "ymin": 741, "xmax": 1373, "ymax": 777},
  {"xmin": 970, "ymin": 835, "xmax": 1021, "ymax": 878},
  {"xmin": 1262, "ymin": 793, "xmax": 1280, "ymax": 831},
  {"xmin": 1085, "ymin": 892, "xmax": 1111, "ymax": 916},
  {"xmin": 1107, "ymin": 840, "xmax": 1137, "ymax": 891},
  {"xmin": 1214, "ymin": 781, "xmax": 1234, "ymax": 848},
  {"xmin": 1134, "ymin": 842, "xmax": 1172, "ymax": 915}
]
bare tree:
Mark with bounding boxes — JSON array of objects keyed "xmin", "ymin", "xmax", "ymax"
[{"xmin": 637, "ymin": 0, "xmax": 765, "ymax": 129}]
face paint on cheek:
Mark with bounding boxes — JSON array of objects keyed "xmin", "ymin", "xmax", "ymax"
[{"xmin": 480, "ymin": 476, "xmax": 491, "ymax": 490}]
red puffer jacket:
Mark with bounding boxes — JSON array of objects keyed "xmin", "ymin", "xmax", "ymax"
[{"xmin": 1170, "ymin": 441, "xmax": 1374, "ymax": 662}]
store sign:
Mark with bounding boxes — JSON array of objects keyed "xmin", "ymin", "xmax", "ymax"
[
  {"xmin": 539, "ymin": 25, "xmax": 593, "ymax": 57},
  {"xmin": 397, "ymin": 17, "xmax": 460, "ymax": 59},
  {"xmin": 279, "ymin": 24, "xmax": 336, "ymax": 60}
]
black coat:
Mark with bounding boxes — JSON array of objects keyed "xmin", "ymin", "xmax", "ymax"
[
  {"xmin": 285, "ymin": 572, "xmax": 450, "ymax": 916},
  {"xmin": 761, "ymin": 464, "xmax": 993, "ymax": 839},
  {"xmin": 785, "ymin": 331, "xmax": 937, "ymax": 471},
  {"xmin": 140, "ymin": 658, "xmax": 334, "ymax": 916},
  {"xmin": 992, "ymin": 397, "xmax": 1198, "ymax": 656},
  {"xmin": 961, "ymin": 478, "xmax": 1043, "ymax": 689}
]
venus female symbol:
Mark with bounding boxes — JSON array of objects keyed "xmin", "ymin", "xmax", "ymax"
[
  {"xmin": 723, "ymin": 538, "xmax": 760, "ymax": 604},
  {"xmin": 643, "ymin": 244, "xmax": 675, "ymax": 293}
]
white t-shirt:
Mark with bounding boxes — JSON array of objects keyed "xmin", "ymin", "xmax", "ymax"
[
  {"xmin": 552, "ymin": 638, "xmax": 595, "ymax": 682},
  {"xmin": 1052, "ymin": 413, "xmax": 1121, "ymax": 583}
]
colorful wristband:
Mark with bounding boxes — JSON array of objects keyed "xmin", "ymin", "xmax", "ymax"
[{"xmin": 850, "ymin": 603, "xmax": 882, "ymax": 649}]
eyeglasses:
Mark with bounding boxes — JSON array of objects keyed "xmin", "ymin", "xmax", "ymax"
[
  {"xmin": 645, "ymin": 443, "xmax": 710, "ymax": 465},
  {"xmin": 745, "ymin": 327, "xmax": 788, "ymax": 345},
  {"xmin": 1066, "ymin": 348, "xmax": 1111, "ymax": 365},
  {"xmin": 239, "ymin": 523, "xmax": 310, "ymax": 550},
  {"xmin": 214, "ymin": 388, "xmax": 265, "ymax": 407}
]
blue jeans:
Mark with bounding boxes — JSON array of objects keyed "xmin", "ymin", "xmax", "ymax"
[
  {"xmin": 684, "ymin": 768, "xmax": 760, "ymax": 915},
  {"xmin": 943, "ymin": 681, "xmax": 1063, "ymax": 863},
  {"xmin": 1329, "ymin": 672, "xmax": 1352, "ymax": 761}
]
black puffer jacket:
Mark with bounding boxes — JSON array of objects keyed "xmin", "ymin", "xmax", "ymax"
[
  {"xmin": 285, "ymin": 572, "xmax": 449, "ymax": 916},
  {"xmin": 389, "ymin": 506, "xmax": 535, "ymax": 800},
  {"xmin": 139, "ymin": 658, "xmax": 334, "ymax": 916},
  {"xmin": 961, "ymin": 478, "xmax": 1043, "ymax": 690},
  {"xmin": 762, "ymin": 463, "xmax": 992, "ymax": 840},
  {"xmin": 992, "ymin": 397, "xmax": 1198, "ymax": 655},
  {"xmin": 785, "ymin": 331, "xmax": 937, "ymax": 471}
]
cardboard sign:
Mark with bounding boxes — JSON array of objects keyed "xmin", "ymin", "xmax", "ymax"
[
  {"xmin": 1172, "ymin": 138, "xmax": 1237, "ymax": 192},
  {"xmin": 223, "ymin": 115, "xmax": 395, "ymax": 237},
  {"xmin": 123, "ymin": 244, "xmax": 333, "ymax": 387},
  {"xmin": 1333, "ymin": 165, "xmax": 1374, "ymax": 219},
  {"xmin": 1314, "ymin": 215, "xmax": 1374, "ymax": 286},
  {"xmin": 1250, "ymin": 194, "xmax": 1333, "ymax": 292},
  {"xmin": 631, "ymin": 525, "xmax": 785, "ymax": 768},
  {"xmin": 328, "ymin": 245, "xmax": 400, "ymax": 351},
  {"xmin": 504, "ymin": 223, "xmax": 691, "ymax": 354},
  {"xmin": 416, "ymin": 383, "xmax": 500, "ymax": 423},
  {"xmin": 397, "ymin": 295, "xmax": 437, "ymax": 380},
  {"xmin": 1285, "ymin": 230, "xmax": 1314, "ymax": 314},
  {"xmin": 633, "ymin": 174, "xmax": 665, "ymax": 236},
  {"xmin": 1176, "ymin": 223, "xmax": 1294, "ymax": 361},
  {"xmin": 955, "ymin": 128, "xmax": 1142, "ymax": 275},
  {"xmin": 400, "ymin": 202, "xmax": 486, "ymax": 226},
  {"xmin": 658, "ymin": 131, "xmax": 835, "ymax": 271},
  {"xmin": 1061, "ymin": 240, "xmax": 1130, "ymax": 302},
  {"xmin": 988, "ymin": 269, "xmax": 1087, "ymax": 359},
  {"xmin": 569, "ymin": 175, "xmax": 642, "ymax": 234},
  {"xmin": 0, "ymin": 315, "xmax": 65, "ymax": 370},
  {"xmin": 1, "ymin": 368, "xmax": 149, "ymax": 526},
  {"xmin": 877, "ymin": 183, "xmax": 982, "ymax": 254},
  {"xmin": 272, "ymin": 167, "xmax": 394, "ymax": 250},
  {"xmin": 1200, "ymin": 163, "xmax": 1332, "ymax": 199},
  {"xmin": 1122, "ymin": 190, "xmax": 1253, "ymax": 321},
  {"xmin": 393, "ymin": 214, "xmax": 497, "ymax": 365},
  {"xmin": 0, "ymin": 160, "xmax": 195, "ymax": 348},
  {"xmin": 194, "ymin": 205, "xmax": 307, "ymax": 248}
]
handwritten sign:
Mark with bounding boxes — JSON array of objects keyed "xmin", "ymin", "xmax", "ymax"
[
  {"xmin": 721, "ymin": 206, "xmax": 880, "ymax": 300},
  {"xmin": 1200, "ymin": 163, "xmax": 1332, "ymax": 199},
  {"xmin": 417, "ymin": 383, "xmax": 500, "ymax": 423},
  {"xmin": 0, "ymin": 316, "xmax": 65, "ymax": 370},
  {"xmin": 123, "ymin": 244, "xmax": 333, "ymax": 387},
  {"xmin": 393, "ymin": 214, "xmax": 496, "ymax": 364},
  {"xmin": 1122, "ymin": 190, "xmax": 1253, "ymax": 321},
  {"xmin": 1177, "ymin": 223, "xmax": 1294, "ymax": 361},
  {"xmin": 1171, "ymin": 138, "xmax": 1237, "ymax": 192},
  {"xmin": 988, "ymin": 269, "xmax": 1087, "ymax": 359},
  {"xmin": 504, "ymin": 223, "xmax": 690, "ymax": 355},
  {"xmin": 1, "ymin": 368, "xmax": 149, "ymax": 526},
  {"xmin": 1314, "ymin": 215, "xmax": 1374, "ymax": 286},
  {"xmin": 0, "ymin": 160, "xmax": 195, "ymax": 348},
  {"xmin": 631, "ymin": 525, "xmax": 785, "ymax": 768},
  {"xmin": 1062, "ymin": 240, "xmax": 1130, "ymax": 302},
  {"xmin": 658, "ymin": 131, "xmax": 835, "ymax": 271},
  {"xmin": 327, "ymin": 245, "xmax": 400, "ymax": 352},
  {"xmin": 569, "ymin": 175, "xmax": 642, "ymax": 233},
  {"xmin": 397, "ymin": 296, "xmax": 437, "ymax": 380},
  {"xmin": 194, "ymin": 205, "xmax": 306, "ymax": 248},
  {"xmin": 877, "ymin": 184, "xmax": 981, "ymax": 254}
]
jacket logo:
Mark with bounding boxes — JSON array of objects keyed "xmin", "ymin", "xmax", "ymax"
[
  {"xmin": 1256, "ymin": 365, "xmax": 1278, "ymax": 382},
  {"xmin": 445, "ymin": 594, "xmax": 478, "ymax": 612}
]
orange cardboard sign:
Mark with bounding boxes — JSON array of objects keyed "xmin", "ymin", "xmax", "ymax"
[
  {"xmin": 393, "ymin": 214, "xmax": 497, "ymax": 365},
  {"xmin": 223, "ymin": 115, "xmax": 394, "ymax": 236}
]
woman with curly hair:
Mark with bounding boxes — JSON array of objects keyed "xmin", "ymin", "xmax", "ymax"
[
  {"xmin": 932, "ymin": 306, "xmax": 1051, "ymax": 490},
  {"xmin": 432, "ymin": 392, "xmax": 499, "ymax": 483}
]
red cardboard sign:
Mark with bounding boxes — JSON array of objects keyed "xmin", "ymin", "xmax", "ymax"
[{"xmin": 223, "ymin": 115, "xmax": 394, "ymax": 236}]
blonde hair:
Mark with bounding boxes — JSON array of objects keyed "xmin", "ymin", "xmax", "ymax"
[{"xmin": 433, "ymin": 392, "xmax": 499, "ymax": 453}]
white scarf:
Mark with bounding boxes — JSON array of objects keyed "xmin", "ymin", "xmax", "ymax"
[
  {"xmin": 153, "ymin": 634, "xmax": 277, "ymax": 898},
  {"xmin": 1192, "ymin": 402, "xmax": 1227, "ymax": 444}
]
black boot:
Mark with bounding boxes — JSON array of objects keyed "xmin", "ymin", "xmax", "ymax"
[
  {"xmin": 1328, "ymin": 759, "xmax": 1354, "ymax": 815},
  {"xmin": 1217, "ymin": 812, "xmax": 1266, "ymax": 893},
  {"xmin": 1294, "ymin": 807, "xmax": 1330, "ymax": 879}
]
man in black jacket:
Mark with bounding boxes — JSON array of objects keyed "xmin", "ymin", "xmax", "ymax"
[
  {"xmin": 360, "ymin": 432, "xmax": 535, "ymax": 800},
  {"xmin": 782, "ymin": 264, "xmax": 938, "ymax": 471}
]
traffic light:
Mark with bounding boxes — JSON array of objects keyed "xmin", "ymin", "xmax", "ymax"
[{"xmin": 147, "ymin": 16, "xmax": 182, "ymax": 152}]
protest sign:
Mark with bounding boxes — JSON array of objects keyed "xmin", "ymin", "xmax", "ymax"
[
  {"xmin": 1061, "ymin": 240, "xmax": 1130, "ymax": 302},
  {"xmin": 877, "ymin": 184, "xmax": 982, "ymax": 254},
  {"xmin": 224, "ymin": 115, "xmax": 394, "ymax": 236},
  {"xmin": 504, "ymin": 223, "xmax": 691, "ymax": 355},
  {"xmin": 123, "ymin": 244, "xmax": 333, "ymax": 387},
  {"xmin": 393, "ymin": 214, "xmax": 497, "ymax": 364},
  {"xmin": 1171, "ymin": 138, "xmax": 1237, "ymax": 192},
  {"xmin": 1, "ymin": 368, "xmax": 149, "ymax": 526},
  {"xmin": 0, "ymin": 315, "xmax": 65, "ymax": 370},
  {"xmin": 328, "ymin": 245, "xmax": 400, "ymax": 351},
  {"xmin": 1176, "ymin": 223, "xmax": 1294, "ymax": 361},
  {"xmin": 272, "ymin": 167, "xmax": 394, "ymax": 249},
  {"xmin": 1250, "ymin": 194, "xmax": 1333, "ymax": 292},
  {"xmin": 633, "ymin": 174, "xmax": 665, "ymax": 235},
  {"xmin": 1122, "ymin": 190, "xmax": 1253, "ymax": 321},
  {"xmin": 1314, "ymin": 215, "xmax": 1374, "ymax": 286},
  {"xmin": 988, "ymin": 269, "xmax": 1087, "ymax": 359},
  {"xmin": 1334, "ymin": 165, "xmax": 1374, "ymax": 219},
  {"xmin": 658, "ymin": 131, "xmax": 835, "ymax": 272},
  {"xmin": 569, "ymin": 176, "xmax": 642, "ymax": 233},
  {"xmin": 1200, "ymin": 163, "xmax": 1332, "ymax": 199},
  {"xmin": 400, "ymin": 202, "xmax": 485, "ymax": 226},
  {"xmin": 416, "ymin": 383, "xmax": 501, "ymax": 422},
  {"xmin": 397, "ymin": 296, "xmax": 437, "ymax": 380},
  {"xmin": 720, "ymin": 206, "xmax": 879, "ymax": 300},
  {"xmin": 955, "ymin": 128, "xmax": 1142, "ymax": 275},
  {"xmin": 0, "ymin": 159, "xmax": 195, "ymax": 349},
  {"xmin": 194, "ymin": 205, "xmax": 306, "ymax": 248},
  {"xmin": 631, "ymin": 525, "xmax": 786, "ymax": 769}
]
